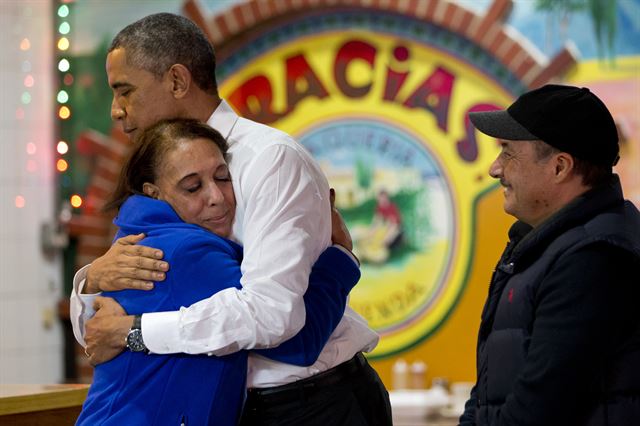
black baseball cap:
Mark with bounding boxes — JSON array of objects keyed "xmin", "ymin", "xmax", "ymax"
[{"xmin": 469, "ymin": 84, "xmax": 619, "ymax": 166}]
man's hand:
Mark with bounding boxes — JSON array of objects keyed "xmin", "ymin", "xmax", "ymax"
[
  {"xmin": 84, "ymin": 233, "xmax": 169, "ymax": 294},
  {"xmin": 330, "ymin": 188, "xmax": 353, "ymax": 251},
  {"xmin": 84, "ymin": 296, "xmax": 133, "ymax": 366}
]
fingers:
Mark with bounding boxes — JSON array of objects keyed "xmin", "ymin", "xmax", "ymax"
[
  {"xmin": 120, "ymin": 264, "xmax": 166, "ymax": 282},
  {"xmin": 132, "ymin": 243, "xmax": 164, "ymax": 260},
  {"xmin": 86, "ymin": 347, "xmax": 124, "ymax": 366},
  {"xmin": 92, "ymin": 300, "xmax": 100, "ymax": 313},
  {"xmin": 84, "ymin": 341, "xmax": 99, "ymax": 365},
  {"xmin": 112, "ymin": 258, "xmax": 168, "ymax": 278},
  {"xmin": 93, "ymin": 295, "xmax": 112, "ymax": 312},
  {"xmin": 88, "ymin": 354, "xmax": 98, "ymax": 367},
  {"xmin": 111, "ymin": 277, "xmax": 156, "ymax": 291},
  {"xmin": 132, "ymin": 257, "xmax": 169, "ymax": 273},
  {"xmin": 115, "ymin": 233, "xmax": 146, "ymax": 246},
  {"xmin": 117, "ymin": 243, "xmax": 164, "ymax": 262},
  {"xmin": 88, "ymin": 235, "xmax": 167, "ymax": 293},
  {"xmin": 114, "ymin": 234, "xmax": 164, "ymax": 260},
  {"xmin": 93, "ymin": 296, "xmax": 127, "ymax": 316},
  {"xmin": 85, "ymin": 343, "xmax": 121, "ymax": 366},
  {"xmin": 90, "ymin": 265, "xmax": 166, "ymax": 293},
  {"xmin": 122, "ymin": 251, "xmax": 168, "ymax": 272}
]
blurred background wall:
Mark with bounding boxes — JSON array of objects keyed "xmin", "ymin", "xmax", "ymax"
[{"xmin": 0, "ymin": 1, "xmax": 62, "ymax": 383}]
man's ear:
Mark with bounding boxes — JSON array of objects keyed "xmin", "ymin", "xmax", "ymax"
[
  {"xmin": 553, "ymin": 152, "xmax": 575, "ymax": 182},
  {"xmin": 142, "ymin": 182, "xmax": 160, "ymax": 199},
  {"xmin": 167, "ymin": 64, "xmax": 191, "ymax": 99}
]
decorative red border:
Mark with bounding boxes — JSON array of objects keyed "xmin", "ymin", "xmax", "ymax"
[{"xmin": 184, "ymin": 0, "xmax": 577, "ymax": 88}]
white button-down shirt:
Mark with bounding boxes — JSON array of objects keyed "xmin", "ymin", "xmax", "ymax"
[{"xmin": 71, "ymin": 100, "xmax": 379, "ymax": 387}]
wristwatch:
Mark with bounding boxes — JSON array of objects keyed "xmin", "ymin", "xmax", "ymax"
[{"xmin": 125, "ymin": 315, "xmax": 148, "ymax": 353}]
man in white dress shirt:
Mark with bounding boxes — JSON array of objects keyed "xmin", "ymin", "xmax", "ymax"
[{"xmin": 70, "ymin": 13, "xmax": 392, "ymax": 425}]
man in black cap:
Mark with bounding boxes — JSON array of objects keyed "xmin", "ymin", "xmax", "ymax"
[{"xmin": 459, "ymin": 84, "xmax": 640, "ymax": 426}]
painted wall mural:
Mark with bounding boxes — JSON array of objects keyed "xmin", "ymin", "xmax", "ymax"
[{"xmin": 211, "ymin": 5, "xmax": 554, "ymax": 359}]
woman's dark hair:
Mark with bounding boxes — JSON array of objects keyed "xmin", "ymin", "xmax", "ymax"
[{"xmin": 104, "ymin": 118, "xmax": 228, "ymax": 212}]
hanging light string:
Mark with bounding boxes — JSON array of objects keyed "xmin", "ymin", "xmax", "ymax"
[{"xmin": 56, "ymin": 1, "xmax": 83, "ymax": 208}]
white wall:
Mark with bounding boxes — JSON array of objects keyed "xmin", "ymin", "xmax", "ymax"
[{"xmin": 0, "ymin": 0, "xmax": 63, "ymax": 384}]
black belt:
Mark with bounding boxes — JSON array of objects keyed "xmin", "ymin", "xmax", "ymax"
[{"xmin": 246, "ymin": 353, "xmax": 368, "ymax": 406}]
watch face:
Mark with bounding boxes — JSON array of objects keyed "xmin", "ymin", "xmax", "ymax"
[{"xmin": 126, "ymin": 329, "xmax": 146, "ymax": 352}]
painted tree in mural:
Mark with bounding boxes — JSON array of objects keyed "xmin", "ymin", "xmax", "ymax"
[
  {"xmin": 536, "ymin": 0, "xmax": 585, "ymax": 49},
  {"xmin": 588, "ymin": 0, "xmax": 618, "ymax": 65},
  {"xmin": 535, "ymin": 0, "xmax": 618, "ymax": 64},
  {"xmin": 355, "ymin": 154, "xmax": 373, "ymax": 191}
]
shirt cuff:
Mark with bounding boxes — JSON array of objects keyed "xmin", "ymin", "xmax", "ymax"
[
  {"xmin": 142, "ymin": 310, "xmax": 182, "ymax": 354},
  {"xmin": 78, "ymin": 292, "xmax": 98, "ymax": 316},
  {"xmin": 70, "ymin": 264, "xmax": 100, "ymax": 347},
  {"xmin": 77, "ymin": 273, "xmax": 100, "ymax": 326},
  {"xmin": 332, "ymin": 244, "xmax": 360, "ymax": 266},
  {"xmin": 74, "ymin": 264, "xmax": 89, "ymax": 293}
]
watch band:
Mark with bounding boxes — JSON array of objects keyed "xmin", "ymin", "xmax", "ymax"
[
  {"xmin": 126, "ymin": 315, "xmax": 148, "ymax": 353},
  {"xmin": 131, "ymin": 314, "xmax": 142, "ymax": 331}
]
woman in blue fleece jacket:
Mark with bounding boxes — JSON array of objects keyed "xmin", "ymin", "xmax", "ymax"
[{"xmin": 76, "ymin": 119, "xmax": 359, "ymax": 425}]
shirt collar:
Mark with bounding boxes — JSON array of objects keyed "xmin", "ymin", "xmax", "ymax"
[{"xmin": 207, "ymin": 99, "xmax": 239, "ymax": 141}]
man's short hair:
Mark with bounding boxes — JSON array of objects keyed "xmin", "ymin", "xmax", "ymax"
[
  {"xmin": 532, "ymin": 140, "xmax": 612, "ymax": 187},
  {"xmin": 572, "ymin": 158, "xmax": 612, "ymax": 187},
  {"xmin": 109, "ymin": 13, "xmax": 218, "ymax": 96}
]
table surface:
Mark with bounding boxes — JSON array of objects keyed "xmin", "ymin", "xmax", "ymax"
[{"xmin": 0, "ymin": 384, "xmax": 89, "ymax": 415}]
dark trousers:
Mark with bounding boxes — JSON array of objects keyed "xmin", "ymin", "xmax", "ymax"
[{"xmin": 239, "ymin": 353, "xmax": 392, "ymax": 426}]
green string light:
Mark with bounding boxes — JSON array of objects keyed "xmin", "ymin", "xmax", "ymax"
[
  {"xmin": 57, "ymin": 90, "xmax": 69, "ymax": 104},
  {"xmin": 59, "ymin": 21, "xmax": 70, "ymax": 35},
  {"xmin": 57, "ymin": 5, "xmax": 69, "ymax": 18}
]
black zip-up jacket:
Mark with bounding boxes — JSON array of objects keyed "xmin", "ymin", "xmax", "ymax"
[{"xmin": 460, "ymin": 175, "xmax": 640, "ymax": 426}]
